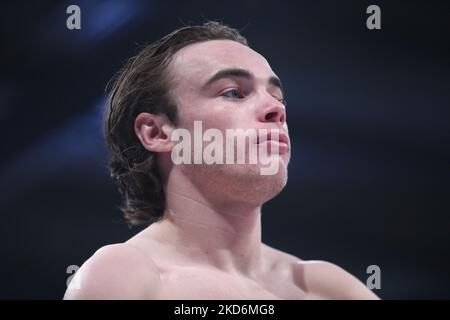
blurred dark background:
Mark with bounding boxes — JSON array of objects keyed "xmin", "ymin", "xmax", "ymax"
[{"xmin": 1, "ymin": 0, "xmax": 449, "ymax": 299}]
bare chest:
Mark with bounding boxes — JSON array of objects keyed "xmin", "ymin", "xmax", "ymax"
[{"xmin": 153, "ymin": 266, "xmax": 306, "ymax": 300}]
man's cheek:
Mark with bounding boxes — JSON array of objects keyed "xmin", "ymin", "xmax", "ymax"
[{"xmin": 201, "ymin": 118, "xmax": 234, "ymax": 132}]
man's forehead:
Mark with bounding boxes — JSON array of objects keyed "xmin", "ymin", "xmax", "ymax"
[{"xmin": 169, "ymin": 40, "xmax": 276, "ymax": 85}]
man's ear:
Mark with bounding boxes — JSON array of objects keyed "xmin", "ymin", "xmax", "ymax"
[{"xmin": 134, "ymin": 112, "xmax": 175, "ymax": 153}]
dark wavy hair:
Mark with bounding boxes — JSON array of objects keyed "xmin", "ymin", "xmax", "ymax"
[{"xmin": 103, "ymin": 21, "xmax": 248, "ymax": 225}]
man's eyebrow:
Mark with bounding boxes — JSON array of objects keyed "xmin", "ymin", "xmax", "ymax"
[
  {"xmin": 268, "ymin": 76, "xmax": 284, "ymax": 95},
  {"xmin": 202, "ymin": 68, "xmax": 252, "ymax": 88},
  {"xmin": 202, "ymin": 68, "xmax": 284, "ymax": 95}
]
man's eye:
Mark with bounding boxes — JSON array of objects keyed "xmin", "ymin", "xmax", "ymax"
[{"xmin": 222, "ymin": 89, "xmax": 244, "ymax": 99}]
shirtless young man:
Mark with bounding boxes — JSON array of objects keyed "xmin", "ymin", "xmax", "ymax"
[{"xmin": 64, "ymin": 22, "xmax": 379, "ymax": 300}]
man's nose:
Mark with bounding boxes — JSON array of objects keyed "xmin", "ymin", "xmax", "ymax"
[{"xmin": 258, "ymin": 100, "xmax": 286, "ymax": 125}]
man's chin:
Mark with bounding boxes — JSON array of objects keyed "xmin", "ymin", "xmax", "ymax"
[
  {"xmin": 177, "ymin": 160, "xmax": 288, "ymax": 205},
  {"xmin": 223, "ymin": 162, "xmax": 288, "ymax": 204}
]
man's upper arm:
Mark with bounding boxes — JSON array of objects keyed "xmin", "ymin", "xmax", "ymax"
[
  {"xmin": 296, "ymin": 260, "xmax": 380, "ymax": 300},
  {"xmin": 63, "ymin": 243, "xmax": 161, "ymax": 300}
]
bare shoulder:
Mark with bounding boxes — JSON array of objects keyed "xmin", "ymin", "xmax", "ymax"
[
  {"xmin": 293, "ymin": 260, "xmax": 380, "ymax": 300},
  {"xmin": 63, "ymin": 243, "xmax": 161, "ymax": 300},
  {"xmin": 262, "ymin": 245, "xmax": 379, "ymax": 300},
  {"xmin": 262, "ymin": 244, "xmax": 302, "ymax": 267}
]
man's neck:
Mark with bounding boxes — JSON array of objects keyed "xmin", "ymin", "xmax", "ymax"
[{"xmin": 149, "ymin": 168, "xmax": 264, "ymax": 278}]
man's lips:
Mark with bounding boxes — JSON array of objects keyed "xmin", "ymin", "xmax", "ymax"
[{"xmin": 257, "ymin": 131, "xmax": 290, "ymax": 154}]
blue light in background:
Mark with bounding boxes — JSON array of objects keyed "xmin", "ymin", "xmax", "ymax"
[
  {"xmin": 36, "ymin": 0, "xmax": 153, "ymax": 53},
  {"xmin": 0, "ymin": 97, "xmax": 108, "ymax": 205},
  {"xmin": 82, "ymin": 0, "xmax": 145, "ymax": 41}
]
